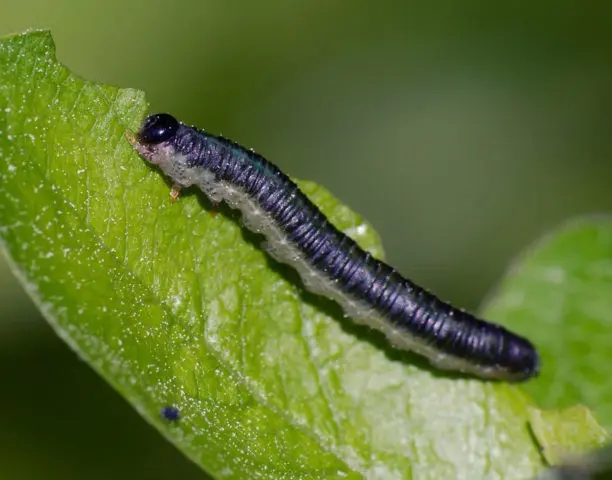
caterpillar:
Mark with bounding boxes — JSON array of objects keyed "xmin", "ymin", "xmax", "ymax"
[{"xmin": 127, "ymin": 113, "xmax": 539, "ymax": 382}]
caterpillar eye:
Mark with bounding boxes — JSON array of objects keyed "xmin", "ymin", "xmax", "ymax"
[{"xmin": 138, "ymin": 113, "xmax": 179, "ymax": 145}]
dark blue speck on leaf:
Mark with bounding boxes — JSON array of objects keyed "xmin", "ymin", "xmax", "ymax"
[{"xmin": 160, "ymin": 405, "xmax": 180, "ymax": 421}]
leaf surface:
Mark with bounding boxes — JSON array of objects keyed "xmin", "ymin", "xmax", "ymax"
[
  {"xmin": 527, "ymin": 405, "xmax": 609, "ymax": 465},
  {"xmin": 483, "ymin": 217, "xmax": 612, "ymax": 432}
]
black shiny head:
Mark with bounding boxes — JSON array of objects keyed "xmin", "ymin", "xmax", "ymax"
[{"xmin": 138, "ymin": 113, "xmax": 179, "ymax": 145}]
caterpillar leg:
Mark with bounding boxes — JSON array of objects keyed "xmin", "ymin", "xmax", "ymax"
[
  {"xmin": 210, "ymin": 201, "xmax": 220, "ymax": 217},
  {"xmin": 124, "ymin": 130, "xmax": 137, "ymax": 145},
  {"xmin": 170, "ymin": 184, "xmax": 181, "ymax": 204},
  {"xmin": 125, "ymin": 130, "xmax": 150, "ymax": 158}
]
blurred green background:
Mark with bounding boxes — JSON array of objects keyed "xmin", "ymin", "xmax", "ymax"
[{"xmin": 1, "ymin": 1, "xmax": 611, "ymax": 478}]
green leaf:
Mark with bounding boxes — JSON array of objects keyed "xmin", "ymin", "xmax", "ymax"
[
  {"xmin": 483, "ymin": 218, "xmax": 612, "ymax": 432},
  {"xmin": 1, "ymin": 29, "xmax": 604, "ymax": 480},
  {"xmin": 536, "ymin": 444, "xmax": 612, "ymax": 480},
  {"xmin": 528, "ymin": 405, "xmax": 609, "ymax": 465}
]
